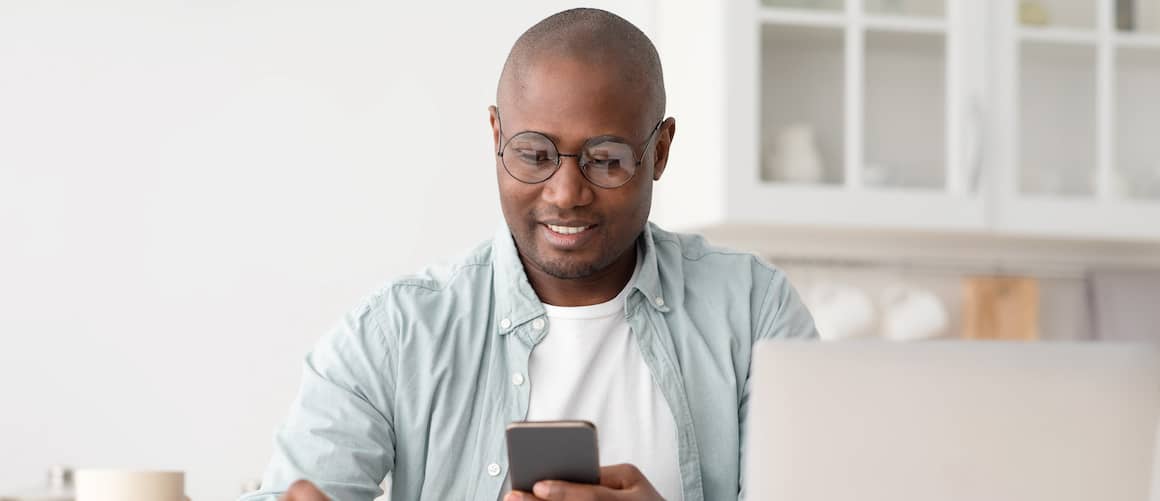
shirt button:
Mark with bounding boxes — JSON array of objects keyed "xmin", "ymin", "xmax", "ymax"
[
  {"xmin": 511, "ymin": 372, "xmax": 525, "ymax": 386},
  {"xmin": 487, "ymin": 463, "xmax": 502, "ymax": 477},
  {"xmin": 654, "ymin": 296, "xmax": 665, "ymax": 307},
  {"xmin": 500, "ymin": 318, "xmax": 512, "ymax": 329},
  {"xmin": 531, "ymin": 318, "xmax": 545, "ymax": 330}
]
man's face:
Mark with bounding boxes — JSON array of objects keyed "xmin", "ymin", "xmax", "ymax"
[{"xmin": 490, "ymin": 58, "xmax": 670, "ymax": 280}]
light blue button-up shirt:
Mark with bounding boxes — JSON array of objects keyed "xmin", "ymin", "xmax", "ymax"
[{"xmin": 240, "ymin": 222, "xmax": 817, "ymax": 501}]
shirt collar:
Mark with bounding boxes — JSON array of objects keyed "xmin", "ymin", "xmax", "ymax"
[
  {"xmin": 631, "ymin": 222, "xmax": 669, "ymax": 313},
  {"xmin": 491, "ymin": 221, "xmax": 670, "ymax": 336}
]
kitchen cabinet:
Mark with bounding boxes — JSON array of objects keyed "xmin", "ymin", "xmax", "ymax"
[{"xmin": 654, "ymin": 0, "xmax": 1160, "ymax": 240}]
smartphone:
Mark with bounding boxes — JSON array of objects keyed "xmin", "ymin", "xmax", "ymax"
[{"xmin": 505, "ymin": 420, "xmax": 600, "ymax": 493}]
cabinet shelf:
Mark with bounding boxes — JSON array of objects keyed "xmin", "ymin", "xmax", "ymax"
[
  {"xmin": 1116, "ymin": 33, "xmax": 1160, "ymax": 49},
  {"xmin": 759, "ymin": 7, "xmax": 846, "ymax": 28},
  {"xmin": 864, "ymin": 14, "xmax": 947, "ymax": 33},
  {"xmin": 758, "ymin": 8, "xmax": 950, "ymax": 33},
  {"xmin": 1018, "ymin": 26, "xmax": 1099, "ymax": 45},
  {"xmin": 760, "ymin": 179, "xmax": 949, "ymax": 194}
]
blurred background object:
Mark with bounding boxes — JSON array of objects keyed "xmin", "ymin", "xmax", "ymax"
[
  {"xmin": 238, "ymin": 479, "xmax": 261, "ymax": 495},
  {"xmin": 699, "ymin": 223, "xmax": 1160, "ymax": 345},
  {"xmin": 1021, "ymin": 0, "xmax": 1051, "ymax": 25},
  {"xmin": 805, "ymin": 281, "xmax": 876, "ymax": 340},
  {"xmin": 880, "ymin": 285, "xmax": 950, "ymax": 341},
  {"xmin": 962, "ymin": 276, "xmax": 1040, "ymax": 341},
  {"xmin": 0, "ymin": 466, "xmax": 74, "ymax": 501},
  {"xmin": 73, "ymin": 470, "xmax": 186, "ymax": 501},
  {"xmin": 763, "ymin": 124, "xmax": 825, "ymax": 183},
  {"xmin": 1088, "ymin": 269, "xmax": 1160, "ymax": 342}
]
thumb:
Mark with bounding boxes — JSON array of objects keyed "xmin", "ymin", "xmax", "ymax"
[{"xmin": 281, "ymin": 480, "xmax": 330, "ymax": 501}]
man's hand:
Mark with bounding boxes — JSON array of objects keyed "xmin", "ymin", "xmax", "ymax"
[
  {"xmin": 279, "ymin": 479, "xmax": 331, "ymax": 501},
  {"xmin": 504, "ymin": 464, "xmax": 665, "ymax": 501}
]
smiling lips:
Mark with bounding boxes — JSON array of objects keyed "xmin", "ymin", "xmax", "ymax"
[
  {"xmin": 540, "ymin": 223, "xmax": 597, "ymax": 250},
  {"xmin": 545, "ymin": 223, "xmax": 593, "ymax": 235}
]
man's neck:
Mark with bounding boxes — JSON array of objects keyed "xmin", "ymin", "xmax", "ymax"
[{"xmin": 522, "ymin": 247, "xmax": 637, "ymax": 307}]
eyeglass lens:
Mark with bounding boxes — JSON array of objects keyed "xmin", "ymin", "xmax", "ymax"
[{"xmin": 501, "ymin": 132, "xmax": 637, "ymax": 188}]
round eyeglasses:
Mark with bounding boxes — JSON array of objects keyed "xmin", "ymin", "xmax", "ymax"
[{"xmin": 496, "ymin": 111, "xmax": 664, "ymax": 189}]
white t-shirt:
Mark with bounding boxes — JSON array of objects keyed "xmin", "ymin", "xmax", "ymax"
[{"xmin": 524, "ymin": 265, "xmax": 684, "ymax": 501}]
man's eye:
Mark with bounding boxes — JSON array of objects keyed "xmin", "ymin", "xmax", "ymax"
[
  {"xmin": 588, "ymin": 157, "xmax": 622, "ymax": 170},
  {"xmin": 516, "ymin": 149, "xmax": 552, "ymax": 163}
]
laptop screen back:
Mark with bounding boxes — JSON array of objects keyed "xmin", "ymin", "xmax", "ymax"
[{"xmin": 745, "ymin": 341, "xmax": 1160, "ymax": 501}]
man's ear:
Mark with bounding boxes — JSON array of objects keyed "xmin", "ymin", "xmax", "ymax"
[
  {"xmin": 489, "ymin": 105, "xmax": 502, "ymax": 153},
  {"xmin": 651, "ymin": 117, "xmax": 676, "ymax": 181}
]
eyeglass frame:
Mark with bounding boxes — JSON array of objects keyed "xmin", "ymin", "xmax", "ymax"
[{"xmin": 494, "ymin": 108, "xmax": 665, "ymax": 189}]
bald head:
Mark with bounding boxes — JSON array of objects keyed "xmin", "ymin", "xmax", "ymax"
[{"xmin": 497, "ymin": 8, "xmax": 665, "ymax": 121}]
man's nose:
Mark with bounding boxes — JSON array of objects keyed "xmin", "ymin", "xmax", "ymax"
[{"xmin": 541, "ymin": 155, "xmax": 595, "ymax": 209}]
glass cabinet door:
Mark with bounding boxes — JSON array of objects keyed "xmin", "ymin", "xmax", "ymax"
[
  {"xmin": 1013, "ymin": 0, "xmax": 1160, "ymax": 202},
  {"xmin": 999, "ymin": 0, "xmax": 1160, "ymax": 239},
  {"xmin": 759, "ymin": 0, "xmax": 963, "ymax": 192},
  {"xmin": 862, "ymin": 28, "xmax": 947, "ymax": 189},
  {"xmin": 1114, "ymin": 16, "xmax": 1160, "ymax": 201},
  {"xmin": 1017, "ymin": 41, "xmax": 1098, "ymax": 197},
  {"xmin": 760, "ymin": 23, "xmax": 846, "ymax": 185}
]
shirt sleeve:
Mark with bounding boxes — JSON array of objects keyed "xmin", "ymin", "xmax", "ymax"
[
  {"xmin": 738, "ymin": 266, "xmax": 819, "ymax": 500},
  {"xmin": 752, "ymin": 267, "xmax": 819, "ymax": 343},
  {"xmin": 239, "ymin": 300, "xmax": 397, "ymax": 501}
]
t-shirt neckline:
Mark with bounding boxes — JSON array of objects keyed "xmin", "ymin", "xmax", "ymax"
[{"xmin": 541, "ymin": 247, "xmax": 642, "ymax": 320}]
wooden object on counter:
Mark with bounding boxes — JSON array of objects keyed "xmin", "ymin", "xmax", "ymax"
[{"xmin": 961, "ymin": 276, "xmax": 1040, "ymax": 341}]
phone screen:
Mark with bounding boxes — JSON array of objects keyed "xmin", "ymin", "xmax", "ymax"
[{"xmin": 505, "ymin": 420, "xmax": 600, "ymax": 492}]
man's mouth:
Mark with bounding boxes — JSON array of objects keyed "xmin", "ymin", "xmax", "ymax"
[
  {"xmin": 538, "ymin": 222, "xmax": 598, "ymax": 250},
  {"xmin": 545, "ymin": 223, "xmax": 593, "ymax": 235}
]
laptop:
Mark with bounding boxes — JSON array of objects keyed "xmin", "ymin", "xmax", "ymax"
[{"xmin": 745, "ymin": 340, "xmax": 1160, "ymax": 501}]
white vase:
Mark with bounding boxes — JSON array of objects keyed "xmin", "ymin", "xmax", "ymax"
[{"xmin": 764, "ymin": 124, "xmax": 823, "ymax": 183}]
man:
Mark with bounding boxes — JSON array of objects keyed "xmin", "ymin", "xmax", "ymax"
[{"xmin": 242, "ymin": 8, "xmax": 817, "ymax": 501}]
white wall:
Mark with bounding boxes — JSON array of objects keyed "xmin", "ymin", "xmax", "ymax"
[{"xmin": 0, "ymin": 2, "xmax": 658, "ymax": 499}]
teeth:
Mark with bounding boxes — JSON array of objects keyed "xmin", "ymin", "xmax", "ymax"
[{"xmin": 547, "ymin": 224, "xmax": 590, "ymax": 235}]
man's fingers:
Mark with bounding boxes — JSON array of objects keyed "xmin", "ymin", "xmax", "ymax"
[
  {"xmin": 597, "ymin": 463, "xmax": 646, "ymax": 490},
  {"xmin": 504, "ymin": 490, "xmax": 547, "ymax": 501},
  {"xmin": 521, "ymin": 465, "xmax": 658, "ymax": 501},
  {"xmin": 280, "ymin": 479, "xmax": 330, "ymax": 501},
  {"xmin": 531, "ymin": 480, "xmax": 608, "ymax": 500},
  {"xmin": 533, "ymin": 481, "xmax": 561, "ymax": 499}
]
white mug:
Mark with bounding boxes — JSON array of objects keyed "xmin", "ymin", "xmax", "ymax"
[
  {"xmin": 75, "ymin": 470, "xmax": 189, "ymax": 501},
  {"xmin": 880, "ymin": 286, "xmax": 949, "ymax": 341},
  {"xmin": 805, "ymin": 282, "xmax": 876, "ymax": 341}
]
